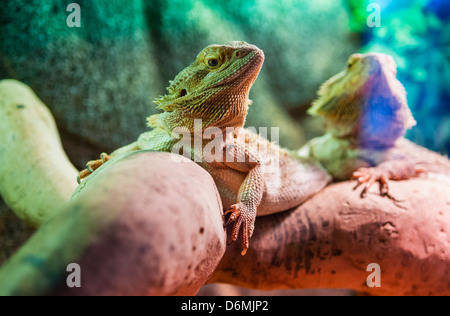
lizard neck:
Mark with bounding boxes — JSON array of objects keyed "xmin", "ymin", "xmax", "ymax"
[
  {"xmin": 150, "ymin": 96, "xmax": 249, "ymax": 136},
  {"xmin": 150, "ymin": 70, "xmax": 256, "ymax": 137},
  {"xmin": 323, "ymin": 75, "xmax": 414, "ymax": 150}
]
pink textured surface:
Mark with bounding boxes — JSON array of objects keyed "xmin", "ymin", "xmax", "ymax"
[{"xmin": 211, "ymin": 178, "xmax": 450, "ymax": 295}]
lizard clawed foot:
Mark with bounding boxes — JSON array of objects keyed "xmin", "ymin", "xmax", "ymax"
[
  {"xmin": 223, "ymin": 203, "xmax": 255, "ymax": 256},
  {"xmin": 351, "ymin": 167, "xmax": 397, "ymax": 200},
  {"xmin": 351, "ymin": 162, "xmax": 427, "ymax": 201},
  {"xmin": 77, "ymin": 153, "xmax": 112, "ymax": 184}
]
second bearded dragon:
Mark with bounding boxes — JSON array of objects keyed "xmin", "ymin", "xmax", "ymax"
[{"xmin": 299, "ymin": 53, "xmax": 450, "ymax": 198}]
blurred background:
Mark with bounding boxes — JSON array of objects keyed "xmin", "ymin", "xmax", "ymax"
[
  {"xmin": 1, "ymin": 0, "xmax": 448, "ymax": 171},
  {"xmin": 0, "ymin": 0, "xmax": 449, "ymax": 296}
]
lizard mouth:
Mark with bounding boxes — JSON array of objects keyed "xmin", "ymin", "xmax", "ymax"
[{"xmin": 212, "ymin": 47, "xmax": 265, "ymax": 89}]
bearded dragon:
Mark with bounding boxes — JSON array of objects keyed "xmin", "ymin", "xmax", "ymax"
[
  {"xmin": 299, "ymin": 52, "xmax": 450, "ymax": 198},
  {"xmin": 78, "ymin": 42, "xmax": 331, "ymax": 255}
]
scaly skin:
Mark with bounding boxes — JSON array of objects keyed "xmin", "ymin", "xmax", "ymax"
[
  {"xmin": 78, "ymin": 42, "xmax": 331, "ymax": 255},
  {"xmin": 299, "ymin": 53, "xmax": 450, "ymax": 198}
]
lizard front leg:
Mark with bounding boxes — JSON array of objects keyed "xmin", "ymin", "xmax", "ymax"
[
  {"xmin": 351, "ymin": 160, "xmax": 426, "ymax": 199},
  {"xmin": 77, "ymin": 142, "xmax": 141, "ymax": 184},
  {"xmin": 222, "ymin": 142, "xmax": 264, "ymax": 256}
]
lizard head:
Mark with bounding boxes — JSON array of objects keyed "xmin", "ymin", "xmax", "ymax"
[
  {"xmin": 309, "ymin": 53, "xmax": 416, "ymax": 149},
  {"xmin": 149, "ymin": 41, "xmax": 265, "ymax": 133}
]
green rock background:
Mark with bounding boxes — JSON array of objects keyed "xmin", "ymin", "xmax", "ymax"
[{"xmin": 0, "ymin": 0, "xmax": 359, "ymax": 166}]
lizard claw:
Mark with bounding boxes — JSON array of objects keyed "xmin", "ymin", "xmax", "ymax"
[
  {"xmin": 223, "ymin": 206, "xmax": 240, "ymax": 227},
  {"xmin": 77, "ymin": 168, "xmax": 93, "ymax": 184},
  {"xmin": 351, "ymin": 167, "xmax": 391, "ymax": 199},
  {"xmin": 223, "ymin": 203, "xmax": 255, "ymax": 256},
  {"xmin": 77, "ymin": 153, "xmax": 112, "ymax": 184},
  {"xmin": 351, "ymin": 162, "xmax": 427, "ymax": 201},
  {"xmin": 100, "ymin": 152, "xmax": 111, "ymax": 163}
]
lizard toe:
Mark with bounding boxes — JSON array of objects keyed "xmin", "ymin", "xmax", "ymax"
[
  {"xmin": 223, "ymin": 205, "xmax": 241, "ymax": 227},
  {"xmin": 352, "ymin": 167, "xmax": 391, "ymax": 198},
  {"xmin": 77, "ymin": 168, "xmax": 92, "ymax": 184},
  {"xmin": 224, "ymin": 203, "xmax": 256, "ymax": 256}
]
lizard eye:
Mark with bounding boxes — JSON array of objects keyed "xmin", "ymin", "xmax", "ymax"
[{"xmin": 207, "ymin": 58, "xmax": 219, "ymax": 67}]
